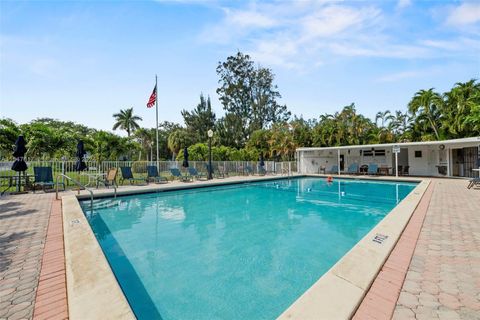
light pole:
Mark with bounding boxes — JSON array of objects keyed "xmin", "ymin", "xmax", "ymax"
[{"xmin": 207, "ymin": 129, "xmax": 213, "ymax": 180}]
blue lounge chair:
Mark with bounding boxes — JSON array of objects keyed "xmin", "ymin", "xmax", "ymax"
[
  {"xmin": 170, "ymin": 168, "xmax": 192, "ymax": 182},
  {"xmin": 146, "ymin": 166, "xmax": 168, "ymax": 184},
  {"xmin": 327, "ymin": 165, "xmax": 338, "ymax": 174},
  {"xmin": 346, "ymin": 163, "xmax": 359, "ymax": 175},
  {"xmin": 205, "ymin": 164, "xmax": 224, "ymax": 179},
  {"xmin": 218, "ymin": 165, "xmax": 228, "ymax": 178},
  {"xmin": 33, "ymin": 167, "xmax": 64, "ymax": 193},
  {"xmin": 257, "ymin": 166, "xmax": 267, "ymax": 176},
  {"xmin": 120, "ymin": 166, "xmax": 147, "ymax": 185},
  {"xmin": 367, "ymin": 164, "xmax": 378, "ymax": 175},
  {"xmin": 188, "ymin": 167, "xmax": 207, "ymax": 181},
  {"xmin": 245, "ymin": 165, "xmax": 254, "ymax": 175}
]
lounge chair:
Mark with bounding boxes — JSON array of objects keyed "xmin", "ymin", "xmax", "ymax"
[
  {"xmin": 188, "ymin": 167, "xmax": 207, "ymax": 181},
  {"xmin": 327, "ymin": 165, "xmax": 338, "ymax": 174},
  {"xmin": 146, "ymin": 166, "xmax": 168, "ymax": 184},
  {"xmin": 245, "ymin": 165, "xmax": 254, "ymax": 175},
  {"xmin": 346, "ymin": 163, "xmax": 359, "ymax": 175},
  {"xmin": 218, "ymin": 165, "xmax": 228, "ymax": 178},
  {"xmin": 397, "ymin": 165, "xmax": 403, "ymax": 176},
  {"xmin": 205, "ymin": 164, "xmax": 224, "ymax": 179},
  {"xmin": 403, "ymin": 166, "xmax": 410, "ymax": 175},
  {"xmin": 97, "ymin": 168, "xmax": 118, "ymax": 188},
  {"xmin": 257, "ymin": 166, "xmax": 267, "ymax": 176},
  {"xmin": 360, "ymin": 164, "xmax": 368, "ymax": 174},
  {"xmin": 120, "ymin": 166, "xmax": 147, "ymax": 185},
  {"xmin": 33, "ymin": 167, "xmax": 64, "ymax": 193},
  {"xmin": 467, "ymin": 178, "xmax": 480, "ymax": 189},
  {"xmin": 367, "ymin": 164, "xmax": 378, "ymax": 175},
  {"xmin": 170, "ymin": 168, "xmax": 192, "ymax": 182}
]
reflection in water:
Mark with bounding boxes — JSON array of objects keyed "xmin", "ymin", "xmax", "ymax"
[{"xmin": 82, "ymin": 178, "xmax": 417, "ymax": 320}]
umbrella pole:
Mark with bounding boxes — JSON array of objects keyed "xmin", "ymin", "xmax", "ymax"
[{"xmin": 17, "ymin": 171, "xmax": 21, "ymax": 192}]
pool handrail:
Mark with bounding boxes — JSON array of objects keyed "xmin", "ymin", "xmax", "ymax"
[{"xmin": 56, "ymin": 174, "xmax": 98, "ymax": 210}]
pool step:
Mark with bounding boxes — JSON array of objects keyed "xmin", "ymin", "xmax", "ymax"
[{"xmin": 91, "ymin": 199, "xmax": 122, "ymax": 209}]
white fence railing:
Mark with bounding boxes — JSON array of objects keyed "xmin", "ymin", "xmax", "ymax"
[{"xmin": 0, "ymin": 160, "xmax": 298, "ymax": 191}]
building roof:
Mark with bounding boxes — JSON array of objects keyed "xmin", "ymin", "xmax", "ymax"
[{"xmin": 296, "ymin": 137, "xmax": 480, "ymax": 152}]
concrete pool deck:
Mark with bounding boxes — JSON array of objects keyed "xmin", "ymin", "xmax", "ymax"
[{"xmin": 1, "ymin": 175, "xmax": 479, "ymax": 319}]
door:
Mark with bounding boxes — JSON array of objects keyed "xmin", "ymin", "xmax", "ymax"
[{"xmin": 340, "ymin": 155, "xmax": 345, "ymax": 171}]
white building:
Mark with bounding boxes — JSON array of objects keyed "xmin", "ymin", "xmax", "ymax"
[{"xmin": 296, "ymin": 137, "xmax": 480, "ymax": 178}]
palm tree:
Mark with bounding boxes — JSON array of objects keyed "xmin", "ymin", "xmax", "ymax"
[
  {"xmin": 167, "ymin": 128, "xmax": 190, "ymax": 160},
  {"xmin": 442, "ymin": 79, "xmax": 480, "ymax": 138},
  {"xmin": 375, "ymin": 110, "xmax": 393, "ymax": 128},
  {"xmin": 408, "ymin": 89, "xmax": 442, "ymax": 140},
  {"xmin": 268, "ymin": 123, "xmax": 297, "ymax": 160},
  {"xmin": 134, "ymin": 128, "xmax": 155, "ymax": 160},
  {"xmin": 112, "ymin": 108, "xmax": 143, "ymax": 137}
]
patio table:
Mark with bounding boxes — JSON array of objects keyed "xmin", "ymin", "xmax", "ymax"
[
  {"xmin": 378, "ymin": 167, "xmax": 391, "ymax": 175},
  {"xmin": 0, "ymin": 174, "xmax": 34, "ymax": 195},
  {"xmin": 81, "ymin": 172, "xmax": 106, "ymax": 188}
]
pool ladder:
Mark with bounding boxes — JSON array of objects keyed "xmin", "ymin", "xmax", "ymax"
[{"xmin": 55, "ymin": 174, "xmax": 95, "ymax": 210}]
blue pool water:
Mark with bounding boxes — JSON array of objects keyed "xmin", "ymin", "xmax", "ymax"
[{"xmin": 81, "ymin": 177, "xmax": 417, "ymax": 320}]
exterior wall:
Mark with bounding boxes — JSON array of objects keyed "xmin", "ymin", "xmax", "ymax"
[
  {"xmin": 300, "ymin": 151, "xmax": 337, "ymax": 174},
  {"xmin": 407, "ymin": 146, "xmax": 445, "ymax": 176},
  {"xmin": 299, "ymin": 144, "xmax": 478, "ymax": 176}
]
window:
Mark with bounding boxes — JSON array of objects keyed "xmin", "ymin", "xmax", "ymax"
[
  {"xmin": 415, "ymin": 150, "xmax": 422, "ymax": 158},
  {"xmin": 363, "ymin": 150, "xmax": 373, "ymax": 156},
  {"xmin": 374, "ymin": 149, "xmax": 386, "ymax": 156}
]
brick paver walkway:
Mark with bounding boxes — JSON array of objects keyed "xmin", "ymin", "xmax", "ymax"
[
  {"xmin": 394, "ymin": 180, "xmax": 480, "ymax": 320},
  {"xmin": 0, "ymin": 193, "xmax": 54, "ymax": 320},
  {"xmin": 354, "ymin": 181, "xmax": 435, "ymax": 320},
  {"xmin": 32, "ymin": 199, "xmax": 68, "ymax": 320}
]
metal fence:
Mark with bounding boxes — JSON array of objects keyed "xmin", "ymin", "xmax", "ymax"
[{"xmin": 0, "ymin": 160, "xmax": 298, "ymax": 193}]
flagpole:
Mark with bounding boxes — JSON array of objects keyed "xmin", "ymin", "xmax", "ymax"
[{"xmin": 155, "ymin": 74, "xmax": 159, "ymax": 171}]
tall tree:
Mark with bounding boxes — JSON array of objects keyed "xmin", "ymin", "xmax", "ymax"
[
  {"xmin": 442, "ymin": 79, "xmax": 480, "ymax": 138},
  {"xmin": 167, "ymin": 128, "xmax": 192, "ymax": 159},
  {"xmin": 112, "ymin": 108, "xmax": 143, "ymax": 137},
  {"xmin": 375, "ymin": 110, "xmax": 393, "ymax": 128},
  {"xmin": 134, "ymin": 128, "xmax": 155, "ymax": 160},
  {"xmin": 0, "ymin": 118, "xmax": 20, "ymax": 159},
  {"xmin": 268, "ymin": 123, "xmax": 297, "ymax": 160},
  {"xmin": 216, "ymin": 113, "xmax": 246, "ymax": 149},
  {"xmin": 408, "ymin": 89, "xmax": 442, "ymax": 140},
  {"xmin": 181, "ymin": 94, "xmax": 216, "ymax": 143},
  {"xmin": 290, "ymin": 116, "xmax": 314, "ymax": 148},
  {"xmin": 216, "ymin": 51, "xmax": 290, "ymax": 146}
]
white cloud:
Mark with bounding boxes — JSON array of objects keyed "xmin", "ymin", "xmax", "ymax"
[
  {"xmin": 226, "ymin": 9, "xmax": 277, "ymax": 28},
  {"xmin": 30, "ymin": 58, "xmax": 58, "ymax": 76},
  {"xmin": 199, "ymin": 1, "xmax": 480, "ymax": 70},
  {"xmin": 446, "ymin": 2, "xmax": 480, "ymax": 26},
  {"xmin": 396, "ymin": 0, "xmax": 411, "ymax": 10},
  {"xmin": 377, "ymin": 70, "xmax": 424, "ymax": 82},
  {"xmin": 249, "ymin": 37, "xmax": 300, "ymax": 69},
  {"xmin": 300, "ymin": 5, "xmax": 381, "ymax": 39}
]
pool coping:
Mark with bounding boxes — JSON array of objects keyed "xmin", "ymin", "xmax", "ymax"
[
  {"xmin": 61, "ymin": 174, "xmax": 428, "ymax": 319},
  {"xmin": 62, "ymin": 174, "xmax": 298, "ymax": 319},
  {"xmin": 277, "ymin": 175, "xmax": 430, "ymax": 319}
]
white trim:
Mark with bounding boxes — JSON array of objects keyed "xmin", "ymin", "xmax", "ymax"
[
  {"xmin": 297, "ymin": 137, "xmax": 480, "ymax": 152},
  {"xmin": 337, "ymin": 150, "xmax": 341, "ymax": 175},
  {"xmin": 447, "ymin": 148, "xmax": 451, "ymax": 177}
]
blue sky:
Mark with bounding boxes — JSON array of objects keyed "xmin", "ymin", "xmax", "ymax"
[{"xmin": 0, "ymin": 0, "xmax": 479, "ymax": 133}]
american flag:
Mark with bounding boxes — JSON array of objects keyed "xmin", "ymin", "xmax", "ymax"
[{"xmin": 147, "ymin": 85, "xmax": 157, "ymax": 108}]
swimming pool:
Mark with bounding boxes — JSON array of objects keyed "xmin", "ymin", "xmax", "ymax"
[{"xmin": 81, "ymin": 177, "xmax": 417, "ymax": 320}]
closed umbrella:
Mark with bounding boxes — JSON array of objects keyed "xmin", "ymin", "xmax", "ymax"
[
  {"xmin": 11, "ymin": 135, "xmax": 28, "ymax": 192},
  {"xmin": 259, "ymin": 153, "xmax": 265, "ymax": 167},
  {"xmin": 182, "ymin": 147, "xmax": 189, "ymax": 168},
  {"xmin": 75, "ymin": 140, "xmax": 87, "ymax": 172}
]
